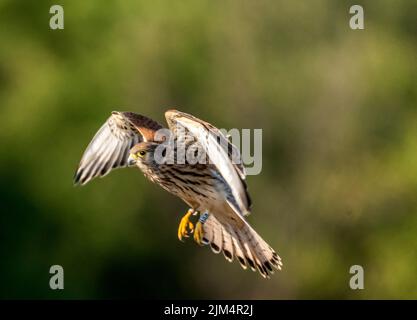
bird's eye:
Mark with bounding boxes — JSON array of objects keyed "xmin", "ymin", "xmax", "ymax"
[{"xmin": 138, "ymin": 150, "xmax": 146, "ymax": 157}]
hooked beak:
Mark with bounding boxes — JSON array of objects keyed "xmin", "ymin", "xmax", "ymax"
[{"xmin": 127, "ymin": 154, "xmax": 137, "ymax": 166}]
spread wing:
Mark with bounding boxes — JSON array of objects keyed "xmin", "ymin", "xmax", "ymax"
[
  {"xmin": 74, "ymin": 111, "xmax": 164, "ymax": 185},
  {"xmin": 165, "ymin": 109, "xmax": 251, "ymax": 217}
]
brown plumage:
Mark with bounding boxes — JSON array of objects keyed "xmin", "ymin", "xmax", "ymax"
[{"xmin": 74, "ymin": 109, "xmax": 282, "ymax": 278}]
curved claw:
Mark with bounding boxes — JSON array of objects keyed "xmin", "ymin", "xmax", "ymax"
[{"xmin": 178, "ymin": 209, "xmax": 195, "ymax": 241}]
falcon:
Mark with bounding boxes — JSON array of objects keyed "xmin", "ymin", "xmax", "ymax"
[{"xmin": 74, "ymin": 109, "xmax": 282, "ymax": 278}]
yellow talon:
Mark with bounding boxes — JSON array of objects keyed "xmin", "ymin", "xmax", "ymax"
[
  {"xmin": 194, "ymin": 221, "xmax": 204, "ymax": 245},
  {"xmin": 178, "ymin": 209, "xmax": 195, "ymax": 241}
]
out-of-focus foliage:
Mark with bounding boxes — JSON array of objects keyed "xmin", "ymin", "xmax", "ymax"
[{"xmin": 0, "ymin": 0, "xmax": 416, "ymax": 299}]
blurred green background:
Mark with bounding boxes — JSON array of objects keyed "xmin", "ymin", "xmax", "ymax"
[{"xmin": 0, "ymin": 0, "xmax": 416, "ymax": 299}]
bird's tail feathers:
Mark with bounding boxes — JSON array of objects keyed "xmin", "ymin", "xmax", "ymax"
[{"xmin": 202, "ymin": 214, "xmax": 282, "ymax": 278}]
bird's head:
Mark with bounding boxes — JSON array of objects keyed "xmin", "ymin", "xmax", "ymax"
[{"xmin": 128, "ymin": 142, "xmax": 159, "ymax": 168}]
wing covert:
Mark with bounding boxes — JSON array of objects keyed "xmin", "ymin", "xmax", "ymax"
[{"xmin": 165, "ymin": 109, "xmax": 251, "ymax": 216}]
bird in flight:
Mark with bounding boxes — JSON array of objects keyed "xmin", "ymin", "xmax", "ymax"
[{"xmin": 74, "ymin": 109, "xmax": 282, "ymax": 278}]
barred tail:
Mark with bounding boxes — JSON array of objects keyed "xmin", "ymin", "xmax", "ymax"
[{"xmin": 201, "ymin": 214, "xmax": 282, "ymax": 278}]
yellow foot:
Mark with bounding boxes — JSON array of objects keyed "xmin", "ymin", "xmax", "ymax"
[
  {"xmin": 193, "ymin": 221, "xmax": 204, "ymax": 245},
  {"xmin": 177, "ymin": 209, "xmax": 195, "ymax": 241},
  {"xmin": 194, "ymin": 211, "xmax": 209, "ymax": 245}
]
